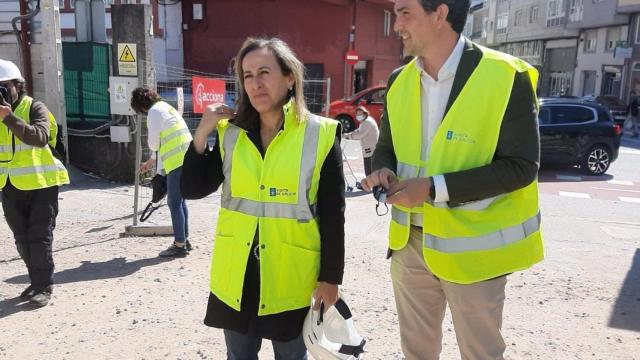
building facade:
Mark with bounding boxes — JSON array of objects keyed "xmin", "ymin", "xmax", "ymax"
[{"xmin": 180, "ymin": 0, "xmax": 402, "ymax": 100}]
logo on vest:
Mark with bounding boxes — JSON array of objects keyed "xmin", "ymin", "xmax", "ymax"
[
  {"xmin": 445, "ymin": 131, "xmax": 476, "ymax": 144},
  {"xmin": 269, "ymin": 187, "xmax": 296, "ymax": 197}
]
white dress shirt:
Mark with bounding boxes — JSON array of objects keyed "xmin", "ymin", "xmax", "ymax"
[{"xmin": 411, "ymin": 35, "xmax": 465, "ymax": 226}]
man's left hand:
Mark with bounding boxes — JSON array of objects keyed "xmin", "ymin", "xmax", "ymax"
[
  {"xmin": 313, "ymin": 282, "xmax": 339, "ymax": 312},
  {"xmin": 385, "ymin": 177, "xmax": 431, "ymax": 208}
]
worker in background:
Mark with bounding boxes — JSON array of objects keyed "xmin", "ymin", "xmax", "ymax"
[
  {"xmin": 0, "ymin": 59, "xmax": 69, "ymax": 307},
  {"xmin": 343, "ymin": 105, "xmax": 379, "ymax": 189},
  {"xmin": 131, "ymin": 87, "xmax": 193, "ymax": 257}
]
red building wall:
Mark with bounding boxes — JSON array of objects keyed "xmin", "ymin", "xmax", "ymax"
[{"xmin": 181, "ymin": 0, "xmax": 402, "ymax": 101}]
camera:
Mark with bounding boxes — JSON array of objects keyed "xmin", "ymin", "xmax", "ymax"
[
  {"xmin": 0, "ymin": 86, "xmax": 9, "ymax": 104},
  {"xmin": 372, "ymin": 186, "xmax": 387, "ymax": 203}
]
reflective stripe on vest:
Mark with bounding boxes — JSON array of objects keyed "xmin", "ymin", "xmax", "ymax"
[
  {"xmin": 160, "ymin": 142, "xmax": 190, "ymax": 164},
  {"xmin": 423, "ymin": 212, "xmax": 540, "ymax": 253},
  {"xmin": 9, "ymin": 163, "xmax": 68, "ymax": 176},
  {"xmin": 220, "ymin": 116, "xmax": 321, "ymax": 221}
]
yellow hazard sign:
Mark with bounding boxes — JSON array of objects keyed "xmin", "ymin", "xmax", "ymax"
[
  {"xmin": 117, "ymin": 43, "xmax": 138, "ymax": 76},
  {"xmin": 119, "ymin": 45, "xmax": 136, "ymax": 62}
]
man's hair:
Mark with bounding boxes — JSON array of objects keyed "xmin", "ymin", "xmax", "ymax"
[
  {"xmin": 233, "ymin": 37, "xmax": 308, "ymax": 130},
  {"xmin": 130, "ymin": 87, "xmax": 162, "ymax": 113},
  {"xmin": 419, "ymin": 0, "xmax": 470, "ymax": 34}
]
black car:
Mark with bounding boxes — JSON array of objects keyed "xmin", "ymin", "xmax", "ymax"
[
  {"xmin": 582, "ymin": 95, "xmax": 628, "ymax": 126},
  {"xmin": 538, "ymin": 98, "xmax": 622, "ymax": 175}
]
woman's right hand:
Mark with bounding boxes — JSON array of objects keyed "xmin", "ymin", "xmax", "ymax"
[{"xmin": 194, "ymin": 103, "xmax": 235, "ymax": 154}]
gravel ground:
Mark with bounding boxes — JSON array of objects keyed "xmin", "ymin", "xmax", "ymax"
[{"xmin": 1, "ymin": 161, "xmax": 639, "ymax": 360}]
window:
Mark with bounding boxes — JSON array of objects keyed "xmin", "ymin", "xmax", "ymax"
[
  {"xmin": 549, "ymin": 106, "xmax": 596, "ymax": 125},
  {"xmin": 368, "ymin": 89, "xmax": 386, "ymax": 104},
  {"xmin": 496, "ymin": 13, "xmax": 508, "ymax": 34},
  {"xmin": 606, "ymin": 26, "xmax": 629, "ymax": 52},
  {"xmin": 383, "ymin": 10, "xmax": 392, "ymax": 37},
  {"xmin": 514, "ymin": 10, "xmax": 523, "ymax": 27},
  {"xmin": 569, "ymin": 0, "xmax": 583, "ymax": 22},
  {"xmin": 482, "ymin": 17, "xmax": 488, "ymax": 37},
  {"xmin": 546, "ymin": 0, "xmax": 565, "ymax": 27},
  {"xmin": 530, "ymin": 6, "xmax": 539, "ymax": 23},
  {"xmin": 584, "ymin": 30, "xmax": 597, "ymax": 52},
  {"xmin": 549, "ymin": 72, "xmax": 572, "ymax": 96}
]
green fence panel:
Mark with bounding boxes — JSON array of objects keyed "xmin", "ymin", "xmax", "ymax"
[{"xmin": 63, "ymin": 42, "xmax": 111, "ymax": 122}]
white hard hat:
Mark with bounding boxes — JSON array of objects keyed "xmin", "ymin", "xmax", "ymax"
[
  {"xmin": 0, "ymin": 59, "xmax": 24, "ymax": 82},
  {"xmin": 303, "ymin": 298, "xmax": 366, "ymax": 360}
]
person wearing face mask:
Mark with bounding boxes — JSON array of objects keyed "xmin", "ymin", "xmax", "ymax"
[
  {"xmin": 343, "ymin": 106, "xmax": 379, "ymax": 188},
  {"xmin": 0, "ymin": 59, "xmax": 69, "ymax": 307}
]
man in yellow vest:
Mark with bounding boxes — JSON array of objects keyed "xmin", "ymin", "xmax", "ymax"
[
  {"xmin": 0, "ymin": 59, "xmax": 69, "ymax": 307},
  {"xmin": 362, "ymin": 1, "xmax": 544, "ymax": 359}
]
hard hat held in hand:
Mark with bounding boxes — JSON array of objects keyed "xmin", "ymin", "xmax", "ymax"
[
  {"xmin": 303, "ymin": 297, "xmax": 366, "ymax": 359},
  {"xmin": 0, "ymin": 59, "xmax": 24, "ymax": 82}
]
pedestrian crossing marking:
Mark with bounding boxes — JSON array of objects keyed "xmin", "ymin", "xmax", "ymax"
[
  {"xmin": 607, "ymin": 180, "xmax": 634, "ymax": 186},
  {"xmin": 559, "ymin": 191, "xmax": 590, "ymax": 199},
  {"xmin": 619, "ymin": 197, "xmax": 640, "ymax": 204}
]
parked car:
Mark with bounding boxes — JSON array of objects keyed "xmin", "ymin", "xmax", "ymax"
[
  {"xmin": 538, "ymin": 98, "xmax": 621, "ymax": 175},
  {"xmin": 582, "ymin": 95, "xmax": 628, "ymax": 126},
  {"xmin": 326, "ymin": 85, "xmax": 386, "ymax": 132}
]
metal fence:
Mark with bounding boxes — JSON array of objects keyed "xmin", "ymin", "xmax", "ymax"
[
  {"xmin": 132, "ymin": 61, "xmax": 331, "ymax": 228},
  {"xmin": 62, "ymin": 42, "xmax": 111, "ymax": 122}
]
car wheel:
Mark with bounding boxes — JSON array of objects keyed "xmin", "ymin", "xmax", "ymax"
[
  {"xmin": 335, "ymin": 115, "xmax": 355, "ymax": 133},
  {"xmin": 582, "ymin": 144, "xmax": 611, "ymax": 175}
]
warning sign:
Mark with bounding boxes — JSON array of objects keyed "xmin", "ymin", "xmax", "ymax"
[{"xmin": 117, "ymin": 43, "xmax": 137, "ymax": 76}]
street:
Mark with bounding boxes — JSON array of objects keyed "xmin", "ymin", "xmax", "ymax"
[{"xmin": 0, "ymin": 138, "xmax": 638, "ymax": 359}]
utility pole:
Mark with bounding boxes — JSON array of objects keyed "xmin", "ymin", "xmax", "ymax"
[{"xmin": 40, "ymin": 0, "xmax": 69, "ymax": 164}]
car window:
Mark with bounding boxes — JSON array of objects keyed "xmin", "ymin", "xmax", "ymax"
[
  {"xmin": 550, "ymin": 105, "xmax": 595, "ymax": 124},
  {"xmin": 369, "ymin": 89, "xmax": 386, "ymax": 104},
  {"xmin": 538, "ymin": 107, "xmax": 551, "ymax": 125}
]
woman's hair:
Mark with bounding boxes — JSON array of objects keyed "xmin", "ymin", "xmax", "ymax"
[
  {"xmin": 355, "ymin": 106, "xmax": 370, "ymax": 116},
  {"xmin": 233, "ymin": 37, "xmax": 308, "ymax": 130},
  {"xmin": 130, "ymin": 87, "xmax": 162, "ymax": 113}
]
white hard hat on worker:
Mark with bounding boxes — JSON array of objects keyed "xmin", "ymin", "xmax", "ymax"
[{"xmin": 0, "ymin": 59, "xmax": 24, "ymax": 82}]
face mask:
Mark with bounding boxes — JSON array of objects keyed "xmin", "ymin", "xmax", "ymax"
[{"xmin": 356, "ymin": 114, "xmax": 366, "ymax": 121}]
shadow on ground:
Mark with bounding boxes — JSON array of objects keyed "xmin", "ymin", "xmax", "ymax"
[
  {"xmin": 4, "ymin": 256, "xmax": 172, "ymax": 286},
  {"xmin": 609, "ymin": 248, "xmax": 640, "ymax": 332},
  {"xmin": 1, "ymin": 256, "xmax": 172, "ymax": 319},
  {"xmin": 538, "ymin": 165, "xmax": 614, "ymax": 183}
]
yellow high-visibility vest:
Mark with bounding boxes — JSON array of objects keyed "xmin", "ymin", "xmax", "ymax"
[
  {"xmin": 156, "ymin": 101, "xmax": 192, "ymax": 174},
  {"xmin": 210, "ymin": 100, "xmax": 338, "ymax": 315},
  {"xmin": 386, "ymin": 46, "xmax": 544, "ymax": 284},
  {"xmin": 0, "ymin": 96, "xmax": 69, "ymax": 190}
]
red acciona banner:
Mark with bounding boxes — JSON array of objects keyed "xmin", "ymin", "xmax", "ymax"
[{"xmin": 192, "ymin": 76, "xmax": 226, "ymax": 113}]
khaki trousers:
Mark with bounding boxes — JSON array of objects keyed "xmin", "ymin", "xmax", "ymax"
[{"xmin": 391, "ymin": 226, "xmax": 507, "ymax": 360}]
